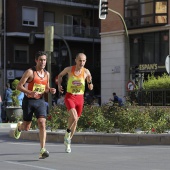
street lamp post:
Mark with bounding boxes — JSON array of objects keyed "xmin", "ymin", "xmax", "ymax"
[
  {"xmin": 54, "ymin": 33, "xmax": 72, "ymax": 66},
  {"xmin": 44, "ymin": 25, "xmax": 54, "ymax": 109},
  {"xmin": 29, "ymin": 25, "xmax": 72, "ymax": 107},
  {"xmin": 29, "ymin": 30, "xmax": 72, "ymax": 67},
  {"xmin": 53, "ymin": 44, "xmax": 68, "ymax": 97},
  {"xmin": 3, "ymin": 0, "xmax": 6, "ymax": 91}
]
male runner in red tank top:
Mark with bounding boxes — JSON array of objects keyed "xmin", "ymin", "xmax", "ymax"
[
  {"xmin": 58, "ymin": 53, "xmax": 93, "ymax": 153},
  {"xmin": 13, "ymin": 51, "xmax": 56, "ymax": 159}
]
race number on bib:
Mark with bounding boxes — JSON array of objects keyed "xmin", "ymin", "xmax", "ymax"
[
  {"xmin": 72, "ymin": 88, "xmax": 81, "ymax": 94},
  {"xmin": 33, "ymin": 83, "xmax": 45, "ymax": 94}
]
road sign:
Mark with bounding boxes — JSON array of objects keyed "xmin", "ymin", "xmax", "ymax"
[
  {"xmin": 127, "ymin": 81, "xmax": 135, "ymax": 91},
  {"xmin": 165, "ymin": 55, "xmax": 170, "ymax": 74}
]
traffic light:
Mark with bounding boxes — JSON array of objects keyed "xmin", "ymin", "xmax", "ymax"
[{"xmin": 99, "ymin": 0, "xmax": 108, "ymax": 20}]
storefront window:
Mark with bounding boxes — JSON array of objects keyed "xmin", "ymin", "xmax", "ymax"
[{"xmin": 130, "ymin": 31, "xmax": 169, "ymax": 65}]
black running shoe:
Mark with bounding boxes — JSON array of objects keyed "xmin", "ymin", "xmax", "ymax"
[{"xmin": 39, "ymin": 148, "xmax": 49, "ymax": 159}]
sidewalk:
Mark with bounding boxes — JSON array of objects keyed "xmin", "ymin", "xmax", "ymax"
[
  {"xmin": 0, "ymin": 123, "xmax": 17, "ymax": 129},
  {"xmin": 7, "ymin": 125, "xmax": 170, "ymax": 145}
]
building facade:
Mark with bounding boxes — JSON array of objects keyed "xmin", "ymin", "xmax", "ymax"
[
  {"xmin": 101, "ymin": 0, "xmax": 170, "ymax": 104},
  {"xmin": 1, "ymin": 0, "xmax": 101, "ymax": 100},
  {"xmin": 0, "ymin": 0, "xmax": 3, "ymax": 96}
]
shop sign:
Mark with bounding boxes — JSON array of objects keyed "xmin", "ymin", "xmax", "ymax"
[
  {"xmin": 7, "ymin": 70, "xmax": 15, "ymax": 79},
  {"xmin": 139, "ymin": 64, "xmax": 158, "ymax": 71}
]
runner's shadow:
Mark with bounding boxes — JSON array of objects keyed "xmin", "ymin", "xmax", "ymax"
[
  {"xmin": 0, "ymin": 153, "xmax": 36, "ymax": 156},
  {"xmin": 48, "ymin": 151, "xmax": 66, "ymax": 154},
  {"xmin": 17, "ymin": 160, "xmax": 39, "ymax": 162}
]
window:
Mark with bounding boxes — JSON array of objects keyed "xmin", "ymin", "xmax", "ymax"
[
  {"xmin": 64, "ymin": 15, "xmax": 84, "ymax": 36},
  {"xmin": 125, "ymin": 0, "xmax": 168, "ymax": 29},
  {"xmin": 64, "ymin": 15, "xmax": 73, "ymax": 36},
  {"xmin": 73, "ymin": 16, "xmax": 82, "ymax": 35},
  {"xmin": 155, "ymin": 1, "xmax": 167, "ymax": 23},
  {"xmin": 130, "ymin": 31, "xmax": 169, "ymax": 65},
  {"xmin": 14, "ymin": 46, "xmax": 29, "ymax": 63},
  {"xmin": 22, "ymin": 7, "xmax": 37, "ymax": 26}
]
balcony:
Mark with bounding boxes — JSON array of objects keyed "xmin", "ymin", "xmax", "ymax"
[
  {"xmin": 33, "ymin": 0, "xmax": 99, "ymax": 8},
  {"xmin": 44, "ymin": 22, "xmax": 100, "ymax": 41}
]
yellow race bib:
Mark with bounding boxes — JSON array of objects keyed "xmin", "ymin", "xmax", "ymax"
[{"xmin": 33, "ymin": 83, "xmax": 45, "ymax": 94}]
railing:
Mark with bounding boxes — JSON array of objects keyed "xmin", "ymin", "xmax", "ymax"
[
  {"xmin": 128, "ymin": 90, "xmax": 170, "ymax": 106},
  {"xmin": 44, "ymin": 22, "xmax": 100, "ymax": 39},
  {"xmin": 34, "ymin": 0, "xmax": 99, "ymax": 6},
  {"xmin": 59, "ymin": 0, "xmax": 99, "ymax": 5}
]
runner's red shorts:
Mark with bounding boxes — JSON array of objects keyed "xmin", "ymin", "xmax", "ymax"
[{"xmin": 64, "ymin": 93, "xmax": 84, "ymax": 117}]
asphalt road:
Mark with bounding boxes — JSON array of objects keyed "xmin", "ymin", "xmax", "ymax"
[{"xmin": 1, "ymin": 126, "xmax": 170, "ymax": 170}]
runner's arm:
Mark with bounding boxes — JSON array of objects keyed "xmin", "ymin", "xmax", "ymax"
[
  {"xmin": 85, "ymin": 69, "xmax": 93, "ymax": 90},
  {"xmin": 58, "ymin": 67, "xmax": 70, "ymax": 93},
  {"xmin": 16, "ymin": 69, "xmax": 35, "ymax": 96}
]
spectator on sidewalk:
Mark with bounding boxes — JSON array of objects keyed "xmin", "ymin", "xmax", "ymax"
[{"xmin": 4, "ymin": 83, "xmax": 12, "ymax": 106}]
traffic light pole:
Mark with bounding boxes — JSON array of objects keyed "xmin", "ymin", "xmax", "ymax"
[
  {"xmin": 108, "ymin": 8, "xmax": 128, "ymax": 37},
  {"xmin": 99, "ymin": 1, "xmax": 130, "ymax": 93},
  {"xmin": 108, "ymin": 8, "xmax": 130, "ymax": 92}
]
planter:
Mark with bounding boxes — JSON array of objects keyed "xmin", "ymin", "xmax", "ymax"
[{"xmin": 6, "ymin": 107, "xmax": 23, "ymax": 122}]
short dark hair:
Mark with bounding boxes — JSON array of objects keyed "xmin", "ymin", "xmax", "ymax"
[
  {"xmin": 35, "ymin": 51, "xmax": 47, "ymax": 60},
  {"xmin": 113, "ymin": 92, "xmax": 116, "ymax": 95}
]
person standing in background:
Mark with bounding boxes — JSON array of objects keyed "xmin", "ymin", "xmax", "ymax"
[
  {"xmin": 4, "ymin": 83, "xmax": 12, "ymax": 106},
  {"xmin": 17, "ymin": 91, "xmax": 24, "ymax": 106}
]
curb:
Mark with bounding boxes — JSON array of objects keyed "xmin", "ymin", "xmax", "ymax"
[
  {"xmin": 0, "ymin": 123, "xmax": 17, "ymax": 129},
  {"xmin": 9, "ymin": 129, "xmax": 170, "ymax": 145}
]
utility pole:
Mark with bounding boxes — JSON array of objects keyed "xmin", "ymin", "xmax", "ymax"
[{"xmin": 44, "ymin": 25, "xmax": 54, "ymax": 109}]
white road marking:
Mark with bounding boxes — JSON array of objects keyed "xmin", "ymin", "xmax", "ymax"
[{"xmin": 5, "ymin": 161, "xmax": 57, "ymax": 170}]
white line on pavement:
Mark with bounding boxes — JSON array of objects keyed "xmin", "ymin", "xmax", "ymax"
[{"xmin": 5, "ymin": 161, "xmax": 58, "ymax": 170}]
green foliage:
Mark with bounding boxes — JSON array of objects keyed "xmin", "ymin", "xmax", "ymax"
[
  {"xmin": 46, "ymin": 105, "xmax": 69, "ymax": 131},
  {"xmin": 12, "ymin": 79, "xmax": 20, "ymax": 89},
  {"xmin": 143, "ymin": 73, "xmax": 170, "ymax": 90},
  {"xmin": 11, "ymin": 90, "xmax": 20, "ymax": 106},
  {"xmin": 31, "ymin": 115, "xmax": 38, "ymax": 130},
  {"xmin": 11, "ymin": 79, "xmax": 21, "ymax": 107},
  {"xmin": 11, "ymin": 114, "xmax": 23, "ymax": 123},
  {"xmin": 78, "ymin": 105, "xmax": 114, "ymax": 133},
  {"xmin": 30, "ymin": 103, "xmax": 170, "ymax": 134}
]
